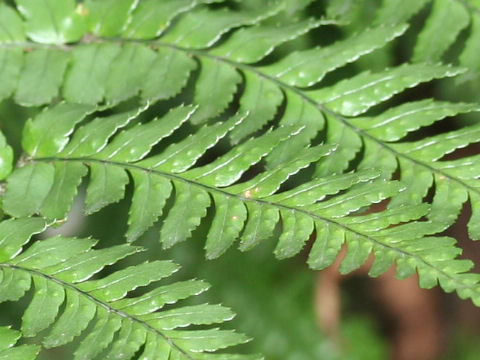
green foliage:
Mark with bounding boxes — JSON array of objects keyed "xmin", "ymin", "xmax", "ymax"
[
  {"xmin": 1, "ymin": 0, "xmax": 480, "ymax": 357},
  {"xmin": 0, "ymin": 327, "xmax": 39, "ymax": 360},
  {"xmin": 0, "ymin": 218, "xmax": 255, "ymax": 359},
  {"xmin": 376, "ymin": 0, "xmax": 480, "ymax": 95}
]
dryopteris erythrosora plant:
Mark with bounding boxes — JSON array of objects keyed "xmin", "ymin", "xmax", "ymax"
[{"xmin": 0, "ymin": 0, "xmax": 480, "ymax": 357}]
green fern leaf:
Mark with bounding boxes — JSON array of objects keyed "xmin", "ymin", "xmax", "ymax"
[
  {"xmin": 2, "ymin": 0, "xmax": 480, "ymax": 306},
  {"xmin": 259, "ymin": 23, "xmax": 408, "ymax": 87},
  {"xmin": 376, "ymin": 0, "xmax": 480, "ymax": 91},
  {"xmin": 0, "ymin": 327, "xmax": 39, "ymax": 360},
  {"xmin": 310, "ymin": 63, "xmax": 463, "ymax": 116},
  {"xmin": 15, "ymin": 49, "xmax": 70, "ymax": 106},
  {"xmin": 349, "ymin": 99, "xmax": 478, "ymax": 142},
  {"xmin": 22, "ymin": 102, "xmax": 95, "ymax": 157},
  {"xmin": 159, "ymin": 2, "xmax": 281, "ymax": 49},
  {"xmin": 15, "ymin": 0, "xmax": 86, "ymax": 44},
  {"xmin": 0, "ymin": 218, "xmax": 258, "ymax": 359},
  {"xmin": 3, "ymin": 163, "xmax": 55, "ymax": 218},
  {"xmin": 123, "ymin": 0, "xmax": 203, "ymax": 39},
  {"xmin": 412, "ymin": 0, "xmax": 470, "ymax": 63},
  {"xmin": 84, "ymin": 0, "xmax": 137, "ymax": 37},
  {"xmin": 189, "ymin": 57, "xmax": 243, "ymax": 125},
  {"xmin": 212, "ymin": 18, "xmax": 321, "ymax": 63}
]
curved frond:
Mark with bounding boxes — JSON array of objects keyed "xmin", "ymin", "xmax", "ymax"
[
  {"xmin": 1, "ymin": 0, "xmax": 480, "ymax": 304},
  {"xmin": 0, "ymin": 218, "xmax": 258, "ymax": 359}
]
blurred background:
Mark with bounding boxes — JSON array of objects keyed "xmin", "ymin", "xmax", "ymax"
[{"xmin": 2, "ymin": 0, "xmax": 480, "ymax": 359}]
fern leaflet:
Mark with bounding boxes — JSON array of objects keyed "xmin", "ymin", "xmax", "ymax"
[{"xmin": 0, "ymin": 327, "xmax": 39, "ymax": 360}]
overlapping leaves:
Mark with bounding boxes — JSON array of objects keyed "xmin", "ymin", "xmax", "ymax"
[
  {"xmin": 375, "ymin": 0, "xmax": 479, "ymax": 72},
  {"xmin": 4, "ymin": 96, "xmax": 480, "ymax": 306},
  {"xmin": 0, "ymin": 217, "xmax": 256, "ymax": 359},
  {"xmin": 0, "ymin": 327, "xmax": 38, "ymax": 360},
  {"xmin": 1, "ymin": 0, "xmax": 480, "ymax": 304}
]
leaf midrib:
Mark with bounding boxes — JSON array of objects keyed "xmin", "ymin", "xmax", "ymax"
[
  {"xmin": 195, "ymin": 48, "xmax": 480, "ymax": 196},
  {"xmin": 0, "ymin": 262, "xmax": 196, "ymax": 359},
  {"xmin": 3, "ymin": 38, "xmax": 476, "ymax": 197},
  {"xmin": 34, "ymin": 155, "xmax": 474, "ymax": 291}
]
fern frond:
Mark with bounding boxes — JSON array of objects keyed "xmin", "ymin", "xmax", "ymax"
[
  {"xmin": 0, "ymin": 218, "xmax": 258, "ymax": 359},
  {"xmin": 5, "ymin": 98, "xmax": 480, "ymax": 304},
  {"xmin": 2, "ymin": 0, "xmax": 480, "ymax": 304}
]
